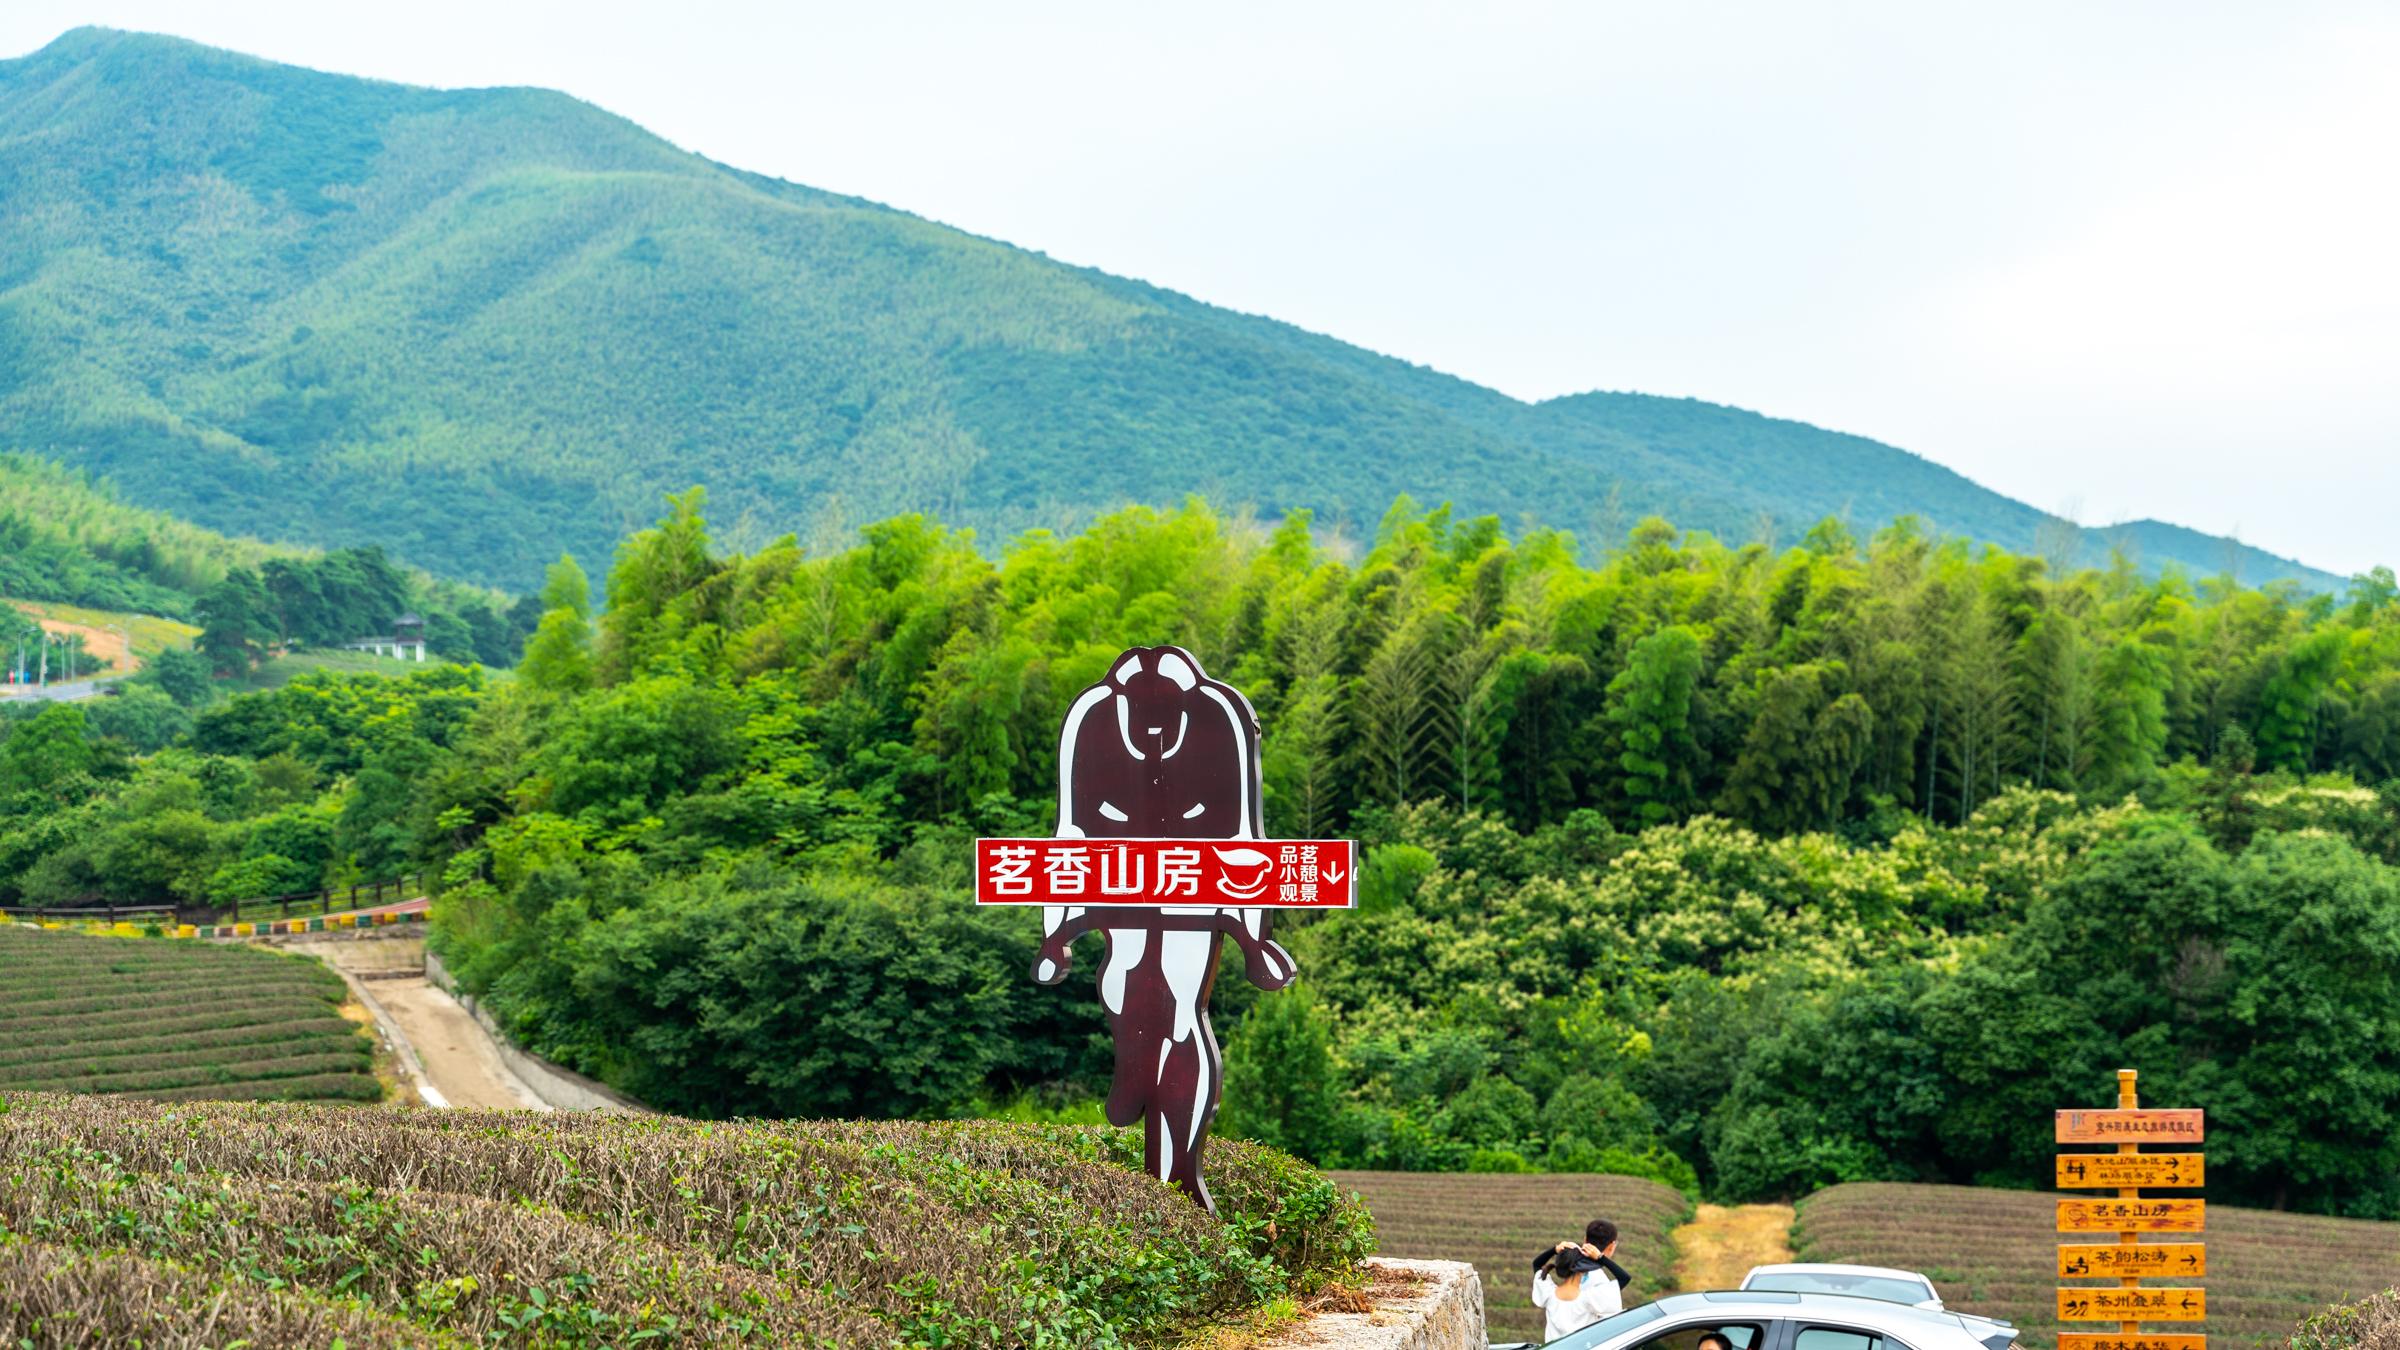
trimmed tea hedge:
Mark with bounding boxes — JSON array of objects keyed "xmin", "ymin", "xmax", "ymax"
[
  {"xmin": 0, "ymin": 1237, "xmax": 436, "ymax": 1349},
  {"xmin": 0, "ymin": 1092, "xmax": 1374, "ymax": 1347},
  {"xmin": 0, "ymin": 925, "xmax": 380, "ymax": 1104},
  {"xmin": 1798, "ymin": 1182, "xmax": 2400, "ymax": 1350}
]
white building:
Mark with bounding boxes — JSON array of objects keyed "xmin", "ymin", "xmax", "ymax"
[{"xmin": 344, "ymin": 613, "xmax": 428, "ymax": 662}]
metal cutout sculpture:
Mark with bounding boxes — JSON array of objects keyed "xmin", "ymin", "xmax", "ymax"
[{"xmin": 975, "ymin": 645, "xmax": 1355, "ymax": 1209}]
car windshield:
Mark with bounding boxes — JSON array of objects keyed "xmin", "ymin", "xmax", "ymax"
[
  {"xmin": 1546, "ymin": 1301, "xmax": 1669, "ymax": 1349},
  {"xmin": 1745, "ymin": 1272, "xmax": 1933, "ymax": 1305}
]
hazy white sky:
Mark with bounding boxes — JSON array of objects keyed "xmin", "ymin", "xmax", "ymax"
[{"xmin": 7, "ymin": 2, "xmax": 2396, "ymax": 573}]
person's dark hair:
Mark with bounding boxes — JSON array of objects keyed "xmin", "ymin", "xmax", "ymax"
[
  {"xmin": 1552, "ymin": 1251, "xmax": 1602, "ymax": 1282},
  {"xmin": 1697, "ymin": 1335, "xmax": 1732, "ymax": 1350},
  {"xmin": 1585, "ymin": 1218, "xmax": 1619, "ymax": 1249}
]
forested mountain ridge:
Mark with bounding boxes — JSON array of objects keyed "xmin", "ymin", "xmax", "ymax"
[{"xmin": 0, "ymin": 27, "xmax": 2347, "ymax": 592}]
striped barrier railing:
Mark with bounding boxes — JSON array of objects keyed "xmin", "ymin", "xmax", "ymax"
[{"xmin": 180, "ymin": 909, "xmax": 431, "ymax": 940}]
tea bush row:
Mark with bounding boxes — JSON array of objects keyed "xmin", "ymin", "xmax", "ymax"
[
  {"xmin": 0, "ymin": 1092, "xmax": 1374, "ymax": 1347},
  {"xmin": 1798, "ymin": 1183, "xmax": 2400, "ymax": 1349},
  {"xmin": 0, "ymin": 925, "xmax": 381, "ymax": 1105}
]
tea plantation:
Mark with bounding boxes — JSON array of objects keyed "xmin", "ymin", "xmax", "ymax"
[
  {"xmin": 1797, "ymin": 1182, "xmax": 2400, "ymax": 1349},
  {"xmin": 0, "ymin": 1093, "xmax": 1375, "ymax": 1347},
  {"xmin": 0, "ymin": 926, "xmax": 379, "ymax": 1102}
]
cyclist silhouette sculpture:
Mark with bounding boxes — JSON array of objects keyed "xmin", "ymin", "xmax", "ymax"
[{"xmin": 1027, "ymin": 645, "xmax": 1299, "ymax": 1210}]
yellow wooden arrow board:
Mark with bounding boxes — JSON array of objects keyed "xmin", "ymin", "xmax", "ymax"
[
  {"xmin": 2057, "ymin": 1198, "xmax": 2205, "ymax": 1232},
  {"xmin": 2057, "ymin": 1108, "xmax": 2204, "ymax": 1143},
  {"xmin": 2057, "ymin": 1288, "xmax": 2207, "ymax": 1321},
  {"xmin": 2057, "ymin": 1243, "xmax": 2207, "ymax": 1278},
  {"xmin": 2055, "ymin": 1153, "xmax": 2206, "ymax": 1188},
  {"xmin": 2056, "ymin": 1336, "xmax": 2207, "ymax": 1350}
]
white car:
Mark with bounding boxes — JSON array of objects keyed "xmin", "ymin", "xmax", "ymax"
[
  {"xmin": 1738, "ymin": 1264, "xmax": 2014, "ymax": 1346},
  {"xmin": 1493, "ymin": 1289, "xmax": 2018, "ymax": 1350},
  {"xmin": 1739, "ymin": 1264, "xmax": 1945, "ymax": 1309}
]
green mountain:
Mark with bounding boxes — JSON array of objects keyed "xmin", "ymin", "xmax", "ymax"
[{"xmin": 0, "ymin": 28, "xmax": 2347, "ymax": 592}]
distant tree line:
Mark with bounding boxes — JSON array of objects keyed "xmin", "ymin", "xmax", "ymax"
[
  {"xmin": 194, "ymin": 547, "xmax": 534, "ymax": 674},
  {"xmin": 508, "ymin": 491, "xmax": 2400, "ymax": 842}
]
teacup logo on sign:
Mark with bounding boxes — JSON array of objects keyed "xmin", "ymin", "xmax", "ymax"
[{"xmin": 976, "ymin": 645, "xmax": 1357, "ymax": 1210}]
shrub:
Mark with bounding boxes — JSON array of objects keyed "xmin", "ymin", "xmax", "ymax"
[
  {"xmin": 0, "ymin": 926, "xmax": 378, "ymax": 1105},
  {"xmin": 2291, "ymin": 1290, "xmax": 2400, "ymax": 1350}
]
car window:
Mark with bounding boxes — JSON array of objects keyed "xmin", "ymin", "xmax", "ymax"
[
  {"xmin": 1747, "ymin": 1273, "xmax": 1934, "ymax": 1305},
  {"xmin": 1620, "ymin": 1319, "xmax": 1767, "ymax": 1350},
  {"xmin": 1543, "ymin": 1302, "xmax": 1668, "ymax": 1350},
  {"xmin": 1794, "ymin": 1327, "xmax": 1908, "ymax": 1350}
]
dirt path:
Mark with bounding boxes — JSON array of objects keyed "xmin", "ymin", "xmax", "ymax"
[{"xmin": 1672, "ymin": 1202, "xmax": 1797, "ymax": 1292}]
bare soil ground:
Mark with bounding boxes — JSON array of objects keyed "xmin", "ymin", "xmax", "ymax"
[
  {"xmin": 7, "ymin": 602, "xmax": 134, "ymax": 674},
  {"xmin": 372, "ymin": 978, "xmax": 546, "ymax": 1110},
  {"xmin": 1672, "ymin": 1202, "xmax": 1797, "ymax": 1292}
]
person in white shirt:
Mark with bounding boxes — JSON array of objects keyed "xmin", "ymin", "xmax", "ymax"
[{"xmin": 1531, "ymin": 1221, "xmax": 1627, "ymax": 1340}]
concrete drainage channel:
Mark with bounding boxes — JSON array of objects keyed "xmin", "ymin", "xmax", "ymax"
[{"xmin": 310, "ymin": 937, "xmax": 645, "ymax": 1113}]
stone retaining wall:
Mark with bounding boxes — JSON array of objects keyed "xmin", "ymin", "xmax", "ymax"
[{"xmin": 1267, "ymin": 1258, "xmax": 1486, "ymax": 1350}]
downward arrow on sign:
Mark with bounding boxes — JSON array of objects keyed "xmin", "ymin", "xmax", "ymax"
[{"xmin": 1322, "ymin": 863, "xmax": 1346, "ymax": 885}]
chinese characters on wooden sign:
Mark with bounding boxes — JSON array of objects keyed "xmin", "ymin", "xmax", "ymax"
[{"xmin": 2055, "ymin": 1072, "xmax": 2206, "ymax": 1350}]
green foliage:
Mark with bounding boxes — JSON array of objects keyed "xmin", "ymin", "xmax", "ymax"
[
  {"xmin": 138, "ymin": 645, "xmax": 214, "ymax": 707},
  {"xmin": 1218, "ymin": 982, "xmax": 1343, "ymax": 1162},
  {"xmin": 0, "ymin": 453, "xmax": 284, "ymax": 615},
  {"xmin": 0, "ymin": 31, "xmax": 2348, "ymax": 594},
  {"xmin": 79, "ymin": 683, "xmax": 192, "ymax": 753},
  {"xmin": 0, "ymin": 703, "xmax": 95, "ymax": 796},
  {"xmin": 194, "ymin": 547, "xmax": 527, "ymax": 672},
  {"xmin": 1606, "ymin": 623, "xmax": 1705, "ymax": 823},
  {"xmin": 13, "ymin": 486, "xmax": 2400, "ymax": 1227}
]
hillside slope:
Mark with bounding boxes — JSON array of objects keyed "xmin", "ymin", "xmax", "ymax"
[{"xmin": 0, "ymin": 28, "xmax": 2343, "ymax": 591}]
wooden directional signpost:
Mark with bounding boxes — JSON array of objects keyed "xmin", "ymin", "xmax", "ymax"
[
  {"xmin": 2054, "ymin": 1070, "xmax": 2206, "ymax": 1350},
  {"xmin": 976, "ymin": 645, "xmax": 1356, "ymax": 1212}
]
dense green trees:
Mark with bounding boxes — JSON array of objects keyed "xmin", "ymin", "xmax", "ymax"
[
  {"xmin": 0, "ymin": 667, "xmax": 484, "ymax": 908},
  {"xmin": 519, "ymin": 555, "xmax": 596, "ymax": 694},
  {"xmin": 194, "ymin": 548, "xmax": 526, "ymax": 673},
  {"xmin": 10, "ymin": 492, "xmax": 2400, "ymax": 1218}
]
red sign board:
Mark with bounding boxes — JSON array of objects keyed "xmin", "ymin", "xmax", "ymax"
[{"xmin": 975, "ymin": 837, "xmax": 1356, "ymax": 908}]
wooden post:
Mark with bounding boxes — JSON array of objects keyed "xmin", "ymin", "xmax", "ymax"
[{"xmin": 2118, "ymin": 1067, "xmax": 2141, "ymax": 1338}]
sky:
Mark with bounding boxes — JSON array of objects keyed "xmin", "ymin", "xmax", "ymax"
[{"xmin": 6, "ymin": 1, "xmax": 2396, "ymax": 574}]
